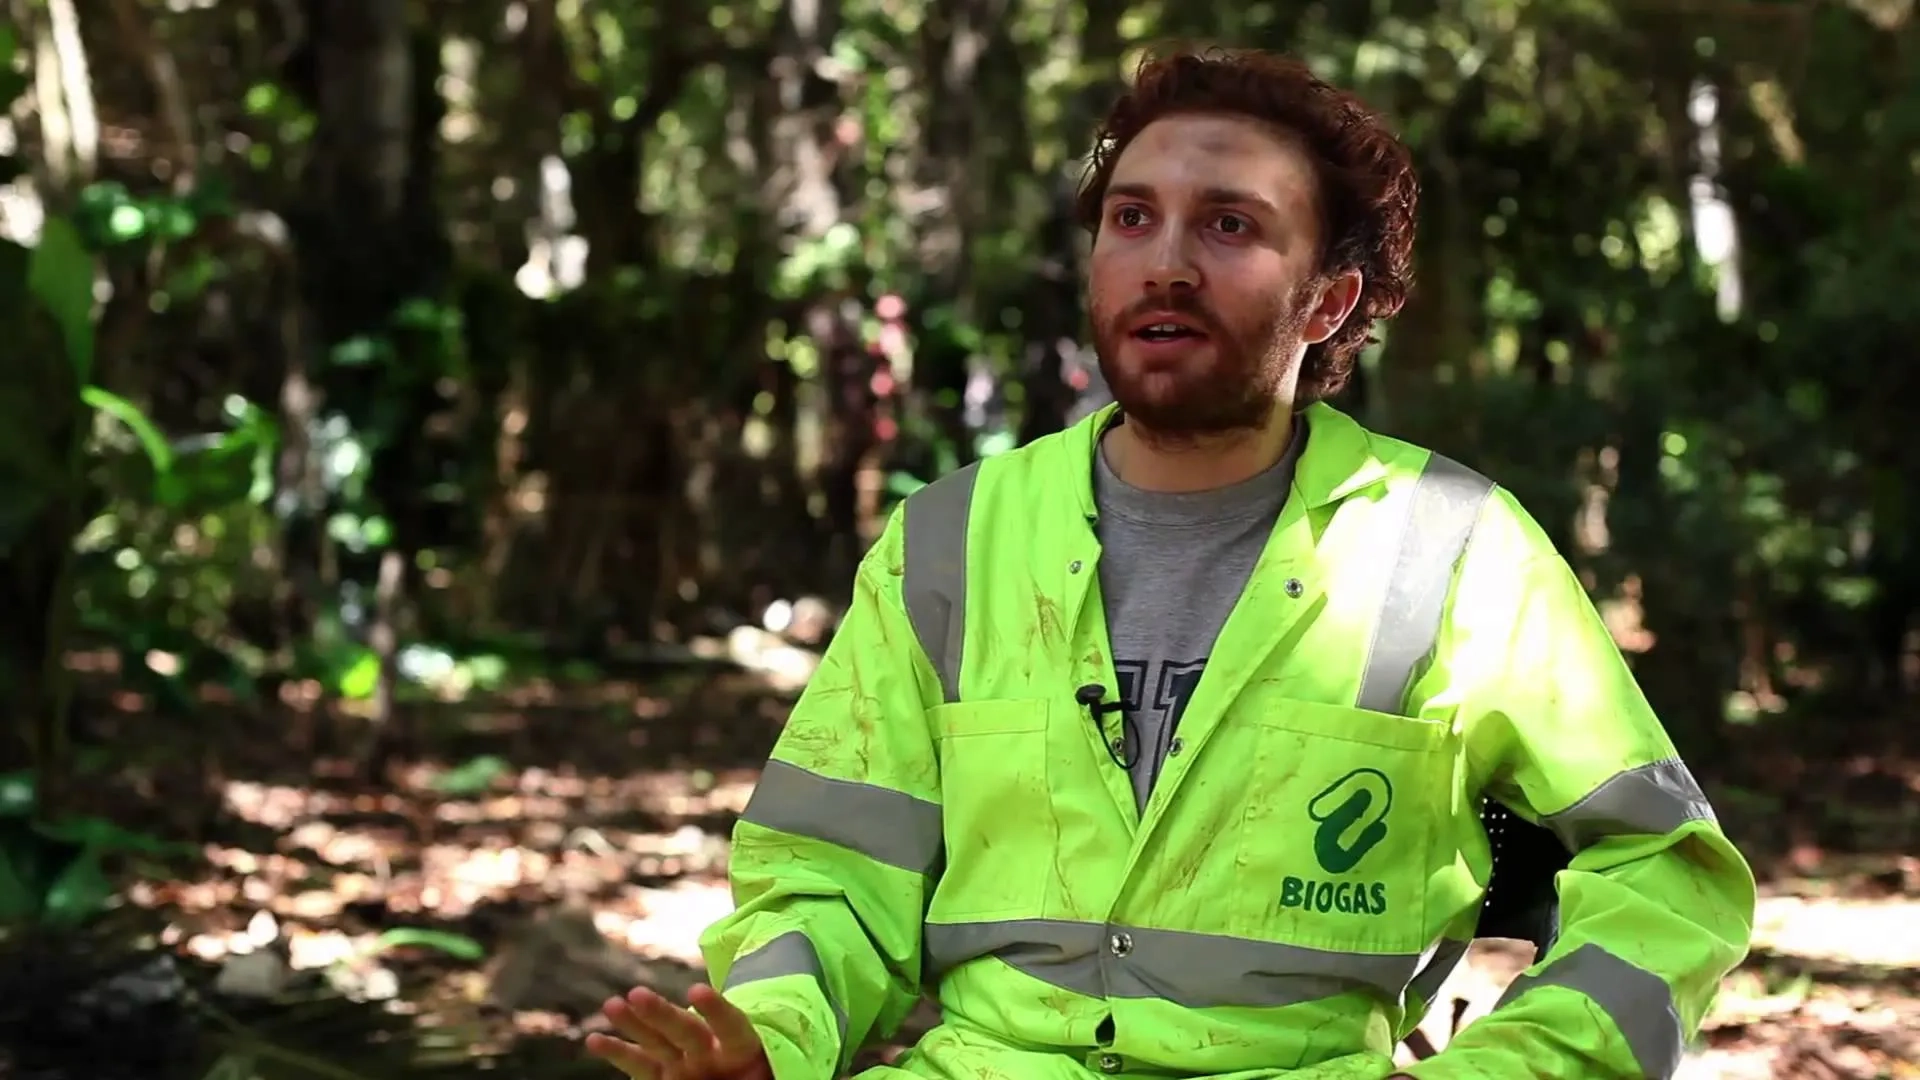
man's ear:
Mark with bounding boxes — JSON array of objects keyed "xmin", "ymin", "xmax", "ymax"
[{"xmin": 1301, "ymin": 269, "xmax": 1364, "ymax": 346}]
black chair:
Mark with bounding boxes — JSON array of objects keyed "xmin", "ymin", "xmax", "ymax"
[
  {"xmin": 1402, "ymin": 800, "xmax": 1570, "ymax": 1060},
  {"xmin": 1474, "ymin": 799, "xmax": 1569, "ymax": 950}
]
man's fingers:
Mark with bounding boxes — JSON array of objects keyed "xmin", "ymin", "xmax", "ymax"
[
  {"xmin": 603, "ymin": 994, "xmax": 687, "ymax": 1062},
  {"xmin": 584, "ymin": 1033, "xmax": 665, "ymax": 1080},
  {"xmin": 688, "ymin": 984, "xmax": 761, "ymax": 1058},
  {"xmin": 627, "ymin": 987, "xmax": 716, "ymax": 1058}
]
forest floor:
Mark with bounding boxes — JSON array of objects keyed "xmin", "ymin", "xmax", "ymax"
[{"xmin": 19, "ymin": 654, "xmax": 1920, "ymax": 1079}]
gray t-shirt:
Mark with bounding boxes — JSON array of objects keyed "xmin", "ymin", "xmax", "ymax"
[{"xmin": 1092, "ymin": 421, "xmax": 1306, "ymax": 810}]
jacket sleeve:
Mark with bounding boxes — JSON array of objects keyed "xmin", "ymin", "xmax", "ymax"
[
  {"xmin": 697, "ymin": 508, "xmax": 942, "ymax": 1080},
  {"xmin": 1405, "ymin": 550, "xmax": 1756, "ymax": 1080}
]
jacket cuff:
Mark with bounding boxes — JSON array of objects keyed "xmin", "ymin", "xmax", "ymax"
[{"xmin": 723, "ymin": 976, "xmax": 846, "ymax": 1080}]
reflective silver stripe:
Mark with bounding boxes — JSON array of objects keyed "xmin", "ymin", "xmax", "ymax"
[
  {"xmin": 1357, "ymin": 454, "xmax": 1494, "ymax": 1007},
  {"xmin": 726, "ymin": 930, "xmax": 850, "ymax": 1050},
  {"xmin": 924, "ymin": 920, "xmax": 1422, "ymax": 1009},
  {"xmin": 1355, "ymin": 453, "xmax": 1496, "ymax": 714},
  {"xmin": 1494, "ymin": 943, "xmax": 1683, "ymax": 1078},
  {"xmin": 1541, "ymin": 758, "xmax": 1716, "ymax": 851},
  {"xmin": 742, "ymin": 760, "xmax": 943, "ymax": 875},
  {"xmin": 902, "ymin": 463, "xmax": 980, "ymax": 703}
]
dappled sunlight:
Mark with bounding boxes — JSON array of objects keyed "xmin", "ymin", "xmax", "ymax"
[
  {"xmin": 188, "ymin": 759, "xmax": 753, "ymax": 926},
  {"xmin": 1751, "ymin": 892, "xmax": 1920, "ymax": 968},
  {"xmin": 4, "ymin": 664, "xmax": 802, "ymax": 1076},
  {"xmin": 78, "ymin": 685, "xmax": 764, "ymax": 1074}
]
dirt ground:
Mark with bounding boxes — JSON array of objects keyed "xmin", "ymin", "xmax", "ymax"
[{"xmin": 74, "ymin": 664, "xmax": 1920, "ymax": 1078}]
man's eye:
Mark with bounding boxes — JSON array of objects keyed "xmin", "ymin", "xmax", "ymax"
[
  {"xmin": 1216, "ymin": 214, "xmax": 1248, "ymax": 234},
  {"xmin": 1115, "ymin": 206, "xmax": 1147, "ymax": 228}
]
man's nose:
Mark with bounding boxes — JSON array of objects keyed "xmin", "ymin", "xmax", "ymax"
[{"xmin": 1144, "ymin": 230, "xmax": 1200, "ymax": 292}]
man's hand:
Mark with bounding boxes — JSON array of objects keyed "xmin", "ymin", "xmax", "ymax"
[{"xmin": 585, "ymin": 984, "xmax": 774, "ymax": 1080}]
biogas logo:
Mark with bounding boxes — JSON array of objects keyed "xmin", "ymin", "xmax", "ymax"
[
  {"xmin": 1279, "ymin": 876, "xmax": 1388, "ymax": 916},
  {"xmin": 1280, "ymin": 767, "xmax": 1393, "ymax": 917}
]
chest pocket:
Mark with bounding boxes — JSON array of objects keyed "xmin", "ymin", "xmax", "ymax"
[
  {"xmin": 1232, "ymin": 695, "xmax": 1451, "ymax": 953},
  {"xmin": 925, "ymin": 699, "xmax": 1055, "ymax": 920}
]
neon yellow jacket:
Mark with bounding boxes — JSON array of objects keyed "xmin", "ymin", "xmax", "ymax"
[{"xmin": 699, "ymin": 403, "xmax": 1755, "ymax": 1080}]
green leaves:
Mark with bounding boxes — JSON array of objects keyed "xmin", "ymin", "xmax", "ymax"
[
  {"xmin": 27, "ymin": 215, "xmax": 97, "ymax": 384},
  {"xmin": 0, "ymin": 191, "xmax": 98, "ymax": 555},
  {"xmin": 429, "ymin": 755, "xmax": 510, "ymax": 796},
  {"xmin": 73, "ymin": 181, "xmax": 217, "ymax": 249},
  {"xmin": 368, "ymin": 927, "xmax": 487, "ymax": 962},
  {"xmin": 85, "ymin": 388, "xmax": 281, "ymax": 512},
  {"xmin": 0, "ymin": 25, "xmax": 26, "ymax": 110},
  {"xmin": 0, "ymin": 771, "xmax": 189, "ymax": 928}
]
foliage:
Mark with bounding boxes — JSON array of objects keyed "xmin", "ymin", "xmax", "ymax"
[{"xmin": 0, "ymin": 770, "xmax": 190, "ymax": 928}]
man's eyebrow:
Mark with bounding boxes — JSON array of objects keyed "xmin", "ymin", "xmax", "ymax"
[
  {"xmin": 1199, "ymin": 186, "xmax": 1280, "ymax": 213},
  {"xmin": 1102, "ymin": 182, "xmax": 1279, "ymax": 214}
]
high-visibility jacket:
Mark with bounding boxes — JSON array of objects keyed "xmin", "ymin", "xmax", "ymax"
[{"xmin": 699, "ymin": 402, "xmax": 1755, "ymax": 1080}]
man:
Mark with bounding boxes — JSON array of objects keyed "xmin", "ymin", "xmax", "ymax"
[{"xmin": 586, "ymin": 46, "xmax": 1756, "ymax": 1080}]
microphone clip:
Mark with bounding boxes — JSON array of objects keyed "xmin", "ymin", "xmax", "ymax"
[{"xmin": 1076, "ymin": 683, "xmax": 1139, "ymax": 769}]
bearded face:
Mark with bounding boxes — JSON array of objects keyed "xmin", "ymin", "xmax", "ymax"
[
  {"xmin": 1089, "ymin": 276, "xmax": 1318, "ymax": 437},
  {"xmin": 1084, "ymin": 112, "xmax": 1354, "ymax": 440}
]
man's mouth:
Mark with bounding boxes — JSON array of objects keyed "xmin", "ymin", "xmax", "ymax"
[{"xmin": 1128, "ymin": 316, "xmax": 1208, "ymax": 342}]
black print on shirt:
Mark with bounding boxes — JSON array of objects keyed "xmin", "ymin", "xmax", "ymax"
[
  {"xmin": 1157, "ymin": 660, "xmax": 1208, "ymax": 731},
  {"xmin": 1115, "ymin": 659, "xmax": 1148, "ymax": 712},
  {"xmin": 1112, "ymin": 658, "xmax": 1209, "ymax": 733}
]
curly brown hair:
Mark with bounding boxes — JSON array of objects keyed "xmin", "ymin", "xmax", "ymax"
[{"xmin": 1076, "ymin": 45, "xmax": 1420, "ymax": 405}]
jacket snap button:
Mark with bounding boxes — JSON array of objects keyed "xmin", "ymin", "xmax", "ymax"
[
  {"xmin": 1098, "ymin": 1054, "xmax": 1123, "ymax": 1073},
  {"xmin": 1069, "ymin": 559, "xmax": 1083, "ymax": 573},
  {"xmin": 1168, "ymin": 736, "xmax": 1184, "ymax": 755},
  {"xmin": 1283, "ymin": 577, "xmax": 1304, "ymax": 598},
  {"xmin": 1108, "ymin": 931, "xmax": 1133, "ymax": 957}
]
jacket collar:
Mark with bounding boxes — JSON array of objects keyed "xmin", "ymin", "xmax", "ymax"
[
  {"xmin": 1292, "ymin": 402, "xmax": 1393, "ymax": 507},
  {"xmin": 1061, "ymin": 400, "xmax": 1392, "ymax": 522}
]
